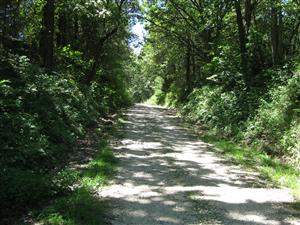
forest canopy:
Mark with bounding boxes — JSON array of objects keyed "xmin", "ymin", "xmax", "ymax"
[
  {"xmin": 1, "ymin": 0, "xmax": 300, "ymax": 222},
  {"xmin": 131, "ymin": 0, "xmax": 300, "ymax": 165}
]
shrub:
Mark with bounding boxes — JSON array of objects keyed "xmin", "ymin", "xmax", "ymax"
[
  {"xmin": 0, "ymin": 53, "xmax": 130, "ymax": 218},
  {"xmin": 244, "ymin": 73, "xmax": 300, "ymax": 160},
  {"xmin": 180, "ymin": 68, "xmax": 300, "ymax": 164},
  {"xmin": 182, "ymin": 86, "xmax": 245, "ymax": 136}
]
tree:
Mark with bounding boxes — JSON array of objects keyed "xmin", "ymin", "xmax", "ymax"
[
  {"xmin": 141, "ymin": 0, "xmax": 300, "ymax": 97},
  {"xmin": 40, "ymin": 0, "xmax": 55, "ymax": 69}
]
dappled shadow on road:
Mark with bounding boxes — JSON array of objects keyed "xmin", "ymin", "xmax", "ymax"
[{"xmin": 99, "ymin": 104, "xmax": 298, "ymax": 225}]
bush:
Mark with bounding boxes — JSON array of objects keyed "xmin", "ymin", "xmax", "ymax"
[
  {"xmin": 147, "ymin": 77, "xmax": 166, "ymax": 105},
  {"xmin": 182, "ymin": 86, "xmax": 245, "ymax": 136},
  {"xmin": 244, "ymin": 73, "xmax": 300, "ymax": 160},
  {"xmin": 0, "ymin": 53, "xmax": 130, "ymax": 218},
  {"xmin": 180, "ymin": 68, "xmax": 300, "ymax": 164}
]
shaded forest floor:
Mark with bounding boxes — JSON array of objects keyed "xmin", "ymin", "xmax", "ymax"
[{"xmin": 97, "ymin": 104, "xmax": 300, "ymax": 225}]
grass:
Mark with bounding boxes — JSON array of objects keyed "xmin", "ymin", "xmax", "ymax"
[
  {"xmin": 144, "ymin": 96, "xmax": 158, "ymax": 105},
  {"xmin": 30, "ymin": 111, "xmax": 124, "ymax": 225},
  {"xmin": 200, "ymin": 133, "xmax": 300, "ymax": 200},
  {"xmin": 37, "ymin": 188, "xmax": 107, "ymax": 225},
  {"xmin": 81, "ymin": 144, "xmax": 117, "ymax": 188},
  {"xmin": 36, "ymin": 141, "xmax": 117, "ymax": 225}
]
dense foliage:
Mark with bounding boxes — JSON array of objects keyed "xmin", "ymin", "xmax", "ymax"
[
  {"xmin": 0, "ymin": 0, "xmax": 136, "ymax": 220},
  {"xmin": 1, "ymin": 0, "xmax": 300, "ymax": 221},
  {"xmin": 132, "ymin": 0, "xmax": 300, "ymax": 165}
]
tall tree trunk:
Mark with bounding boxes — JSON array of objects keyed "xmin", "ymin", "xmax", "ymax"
[
  {"xmin": 74, "ymin": 15, "xmax": 79, "ymax": 43},
  {"xmin": 244, "ymin": 0, "xmax": 254, "ymax": 34},
  {"xmin": 235, "ymin": 0, "xmax": 251, "ymax": 86},
  {"xmin": 234, "ymin": 0, "xmax": 247, "ymax": 70},
  {"xmin": 57, "ymin": 14, "xmax": 67, "ymax": 47},
  {"xmin": 1, "ymin": 0, "xmax": 9, "ymax": 47},
  {"xmin": 192, "ymin": 53, "xmax": 196, "ymax": 85},
  {"xmin": 3, "ymin": 0, "xmax": 8, "ymax": 33},
  {"xmin": 40, "ymin": 0, "xmax": 55, "ymax": 69},
  {"xmin": 287, "ymin": 20, "xmax": 300, "ymax": 55},
  {"xmin": 185, "ymin": 43, "xmax": 192, "ymax": 94},
  {"xmin": 271, "ymin": 2, "xmax": 282, "ymax": 65}
]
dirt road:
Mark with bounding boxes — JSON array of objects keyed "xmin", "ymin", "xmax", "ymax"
[{"xmin": 98, "ymin": 104, "xmax": 299, "ymax": 225}]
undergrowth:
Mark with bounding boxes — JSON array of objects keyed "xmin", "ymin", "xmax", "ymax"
[
  {"xmin": 36, "ymin": 141, "xmax": 117, "ymax": 225},
  {"xmin": 0, "ymin": 53, "xmax": 128, "ymax": 223},
  {"xmin": 178, "ymin": 68, "xmax": 300, "ymax": 165},
  {"xmin": 33, "ymin": 113, "xmax": 125, "ymax": 225}
]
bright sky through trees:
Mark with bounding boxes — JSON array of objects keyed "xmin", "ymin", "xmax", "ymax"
[{"xmin": 130, "ymin": 21, "xmax": 146, "ymax": 54}]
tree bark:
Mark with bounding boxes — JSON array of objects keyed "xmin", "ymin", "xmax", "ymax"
[
  {"xmin": 57, "ymin": 14, "xmax": 67, "ymax": 47},
  {"xmin": 40, "ymin": 0, "xmax": 55, "ymax": 69},
  {"xmin": 3, "ymin": 0, "xmax": 8, "ymax": 34},
  {"xmin": 244, "ymin": 0, "xmax": 255, "ymax": 34},
  {"xmin": 74, "ymin": 15, "xmax": 79, "ymax": 42},
  {"xmin": 185, "ymin": 43, "xmax": 192, "ymax": 94},
  {"xmin": 271, "ymin": 2, "xmax": 282, "ymax": 65},
  {"xmin": 234, "ymin": 0, "xmax": 248, "ymax": 73},
  {"xmin": 192, "ymin": 53, "xmax": 196, "ymax": 84},
  {"xmin": 287, "ymin": 20, "xmax": 300, "ymax": 55},
  {"xmin": 1, "ymin": 0, "xmax": 10, "ymax": 47},
  {"xmin": 234, "ymin": 0, "xmax": 259, "ymax": 87}
]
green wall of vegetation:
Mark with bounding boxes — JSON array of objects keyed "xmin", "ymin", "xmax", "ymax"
[
  {"xmin": 131, "ymin": 0, "xmax": 300, "ymax": 167},
  {"xmin": 0, "ymin": 0, "xmax": 136, "ymax": 220}
]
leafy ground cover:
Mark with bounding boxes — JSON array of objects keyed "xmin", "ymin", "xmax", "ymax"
[
  {"xmin": 36, "ymin": 142, "xmax": 117, "ymax": 225},
  {"xmin": 33, "ymin": 113, "xmax": 126, "ymax": 225}
]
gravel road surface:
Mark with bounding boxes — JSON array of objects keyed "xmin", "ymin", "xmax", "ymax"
[{"xmin": 98, "ymin": 104, "xmax": 299, "ymax": 225}]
